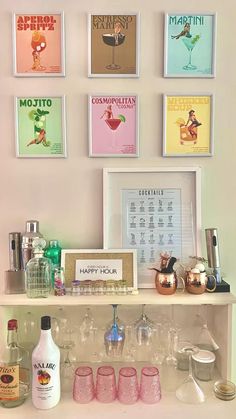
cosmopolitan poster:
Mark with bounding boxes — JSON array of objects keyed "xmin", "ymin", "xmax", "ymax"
[
  {"xmin": 15, "ymin": 96, "xmax": 66, "ymax": 158},
  {"xmin": 89, "ymin": 95, "xmax": 138, "ymax": 157},
  {"xmin": 165, "ymin": 14, "xmax": 216, "ymax": 77},
  {"xmin": 89, "ymin": 14, "xmax": 139, "ymax": 76},
  {"xmin": 13, "ymin": 13, "xmax": 65, "ymax": 76}
]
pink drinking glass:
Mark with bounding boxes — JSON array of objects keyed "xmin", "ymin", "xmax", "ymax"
[
  {"xmin": 118, "ymin": 367, "xmax": 139, "ymax": 404},
  {"xmin": 96, "ymin": 366, "xmax": 116, "ymax": 403},
  {"xmin": 139, "ymin": 366, "xmax": 161, "ymax": 404},
  {"xmin": 73, "ymin": 366, "xmax": 95, "ymax": 403}
]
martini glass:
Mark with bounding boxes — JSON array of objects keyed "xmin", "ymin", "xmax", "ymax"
[
  {"xmin": 102, "ymin": 33, "xmax": 125, "ymax": 70},
  {"xmin": 176, "ymin": 348, "xmax": 205, "ymax": 404},
  {"xmin": 105, "ymin": 118, "xmax": 122, "ymax": 149},
  {"xmin": 182, "ymin": 35, "xmax": 200, "ymax": 70}
]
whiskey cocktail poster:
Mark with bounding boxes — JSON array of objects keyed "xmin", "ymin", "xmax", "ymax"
[
  {"xmin": 88, "ymin": 14, "xmax": 139, "ymax": 77},
  {"xmin": 13, "ymin": 13, "xmax": 65, "ymax": 76},
  {"xmin": 163, "ymin": 95, "xmax": 213, "ymax": 157},
  {"xmin": 15, "ymin": 96, "xmax": 66, "ymax": 158},
  {"xmin": 164, "ymin": 13, "xmax": 216, "ymax": 77},
  {"xmin": 89, "ymin": 95, "xmax": 138, "ymax": 157}
]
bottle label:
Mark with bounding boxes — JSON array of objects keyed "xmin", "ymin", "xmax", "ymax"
[
  {"xmin": 32, "ymin": 362, "xmax": 59, "ymax": 402},
  {"xmin": 0, "ymin": 365, "xmax": 19, "ymax": 400}
]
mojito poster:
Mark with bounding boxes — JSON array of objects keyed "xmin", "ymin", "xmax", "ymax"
[
  {"xmin": 16, "ymin": 96, "xmax": 66, "ymax": 158},
  {"xmin": 13, "ymin": 13, "xmax": 64, "ymax": 76},
  {"xmin": 89, "ymin": 95, "xmax": 138, "ymax": 157},
  {"xmin": 165, "ymin": 14, "xmax": 215, "ymax": 77},
  {"xmin": 89, "ymin": 14, "xmax": 138, "ymax": 76},
  {"xmin": 164, "ymin": 95, "xmax": 212, "ymax": 156}
]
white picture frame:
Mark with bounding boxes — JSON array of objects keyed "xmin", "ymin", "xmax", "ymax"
[
  {"xmin": 88, "ymin": 13, "xmax": 140, "ymax": 78},
  {"xmin": 103, "ymin": 167, "xmax": 201, "ymax": 288}
]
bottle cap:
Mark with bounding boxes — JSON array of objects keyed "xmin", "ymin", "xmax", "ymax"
[
  {"xmin": 49, "ymin": 240, "xmax": 59, "ymax": 247},
  {"xmin": 26, "ymin": 220, "xmax": 39, "ymax": 233},
  {"xmin": 8, "ymin": 319, "xmax": 18, "ymax": 330},
  {"xmin": 41, "ymin": 316, "xmax": 51, "ymax": 330}
]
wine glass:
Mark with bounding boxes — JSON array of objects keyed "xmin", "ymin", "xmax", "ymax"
[
  {"xmin": 176, "ymin": 348, "xmax": 205, "ymax": 404},
  {"xmin": 20, "ymin": 310, "xmax": 38, "ymax": 354},
  {"xmin": 80, "ymin": 307, "xmax": 94, "ymax": 343},
  {"xmin": 104, "ymin": 304, "xmax": 125, "ymax": 358},
  {"xmin": 134, "ymin": 305, "xmax": 155, "ymax": 346}
]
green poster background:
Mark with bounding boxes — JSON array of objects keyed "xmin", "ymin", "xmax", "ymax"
[{"xmin": 17, "ymin": 97, "xmax": 64, "ymax": 156}]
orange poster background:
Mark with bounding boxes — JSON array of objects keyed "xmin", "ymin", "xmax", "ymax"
[{"xmin": 15, "ymin": 14, "xmax": 62, "ymax": 74}]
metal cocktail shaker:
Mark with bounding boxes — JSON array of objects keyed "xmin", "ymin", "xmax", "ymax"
[
  {"xmin": 9, "ymin": 232, "xmax": 21, "ymax": 271},
  {"xmin": 21, "ymin": 220, "xmax": 43, "ymax": 269},
  {"xmin": 205, "ymin": 228, "xmax": 221, "ymax": 284}
]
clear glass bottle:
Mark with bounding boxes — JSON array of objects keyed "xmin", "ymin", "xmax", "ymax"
[
  {"xmin": 0, "ymin": 319, "xmax": 30, "ymax": 408},
  {"xmin": 26, "ymin": 238, "xmax": 52, "ymax": 298}
]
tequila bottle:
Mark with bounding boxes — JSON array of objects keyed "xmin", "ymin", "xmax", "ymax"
[
  {"xmin": 0, "ymin": 319, "xmax": 30, "ymax": 408},
  {"xmin": 26, "ymin": 238, "xmax": 52, "ymax": 298}
]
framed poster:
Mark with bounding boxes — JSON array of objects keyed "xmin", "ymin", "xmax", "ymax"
[
  {"xmin": 88, "ymin": 13, "xmax": 140, "ymax": 77},
  {"xmin": 13, "ymin": 12, "xmax": 65, "ymax": 77},
  {"xmin": 61, "ymin": 249, "xmax": 137, "ymax": 292},
  {"xmin": 15, "ymin": 96, "xmax": 67, "ymax": 158},
  {"xmin": 164, "ymin": 13, "xmax": 216, "ymax": 78},
  {"xmin": 103, "ymin": 167, "xmax": 201, "ymax": 288},
  {"xmin": 163, "ymin": 94, "xmax": 214, "ymax": 157},
  {"xmin": 89, "ymin": 95, "xmax": 139, "ymax": 157}
]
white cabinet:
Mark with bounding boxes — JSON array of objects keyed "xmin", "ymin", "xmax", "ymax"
[{"xmin": 0, "ymin": 290, "xmax": 236, "ymax": 418}]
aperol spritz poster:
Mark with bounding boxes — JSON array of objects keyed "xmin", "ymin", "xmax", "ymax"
[
  {"xmin": 164, "ymin": 13, "xmax": 216, "ymax": 77},
  {"xmin": 89, "ymin": 95, "xmax": 139, "ymax": 157},
  {"xmin": 15, "ymin": 96, "xmax": 66, "ymax": 158},
  {"xmin": 163, "ymin": 95, "xmax": 213, "ymax": 157},
  {"xmin": 88, "ymin": 14, "xmax": 140, "ymax": 77},
  {"xmin": 13, "ymin": 13, "xmax": 65, "ymax": 76}
]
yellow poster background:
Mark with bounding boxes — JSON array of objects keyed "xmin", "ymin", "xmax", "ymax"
[{"xmin": 165, "ymin": 96, "xmax": 212, "ymax": 155}]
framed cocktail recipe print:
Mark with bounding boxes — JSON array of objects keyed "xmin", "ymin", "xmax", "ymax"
[
  {"xmin": 88, "ymin": 13, "xmax": 140, "ymax": 77},
  {"xmin": 164, "ymin": 13, "xmax": 216, "ymax": 78},
  {"xmin": 12, "ymin": 12, "xmax": 65, "ymax": 77},
  {"xmin": 163, "ymin": 94, "xmax": 214, "ymax": 157},
  {"xmin": 103, "ymin": 167, "xmax": 201, "ymax": 288},
  {"xmin": 88, "ymin": 95, "xmax": 139, "ymax": 157},
  {"xmin": 15, "ymin": 96, "xmax": 67, "ymax": 158}
]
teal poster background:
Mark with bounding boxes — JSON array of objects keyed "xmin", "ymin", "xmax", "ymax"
[{"xmin": 166, "ymin": 14, "xmax": 215, "ymax": 76}]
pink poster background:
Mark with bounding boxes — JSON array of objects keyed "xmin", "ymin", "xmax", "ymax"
[
  {"xmin": 91, "ymin": 96, "xmax": 137, "ymax": 155},
  {"xmin": 15, "ymin": 14, "xmax": 62, "ymax": 74}
]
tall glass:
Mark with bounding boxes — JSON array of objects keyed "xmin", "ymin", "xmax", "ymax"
[
  {"xmin": 118, "ymin": 367, "xmax": 139, "ymax": 404},
  {"xmin": 96, "ymin": 366, "xmax": 116, "ymax": 403}
]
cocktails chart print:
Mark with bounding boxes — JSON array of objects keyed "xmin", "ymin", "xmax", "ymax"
[
  {"xmin": 88, "ymin": 14, "xmax": 140, "ymax": 77},
  {"xmin": 15, "ymin": 96, "xmax": 66, "ymax": 158},
  {"xmin": 13, "ymin": 12, "xmax": 65, "ymax": 77},
  {"xmin": 89, "ymin": 95, "xmax": 139, "ymax": 157},
  {"xmin": 164, "ymin": 13, "xmax": 216, "ymax": 77}
]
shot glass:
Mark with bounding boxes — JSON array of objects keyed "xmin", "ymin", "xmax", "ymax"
[
  {"xmin": 73, "ymin": 366, "xmax": 95, "ymax": 403},
  {"xmin": 117, "ymin": 367, "xmax": 139, "ymax": 404},
  {"xmin": 139, "ymin": 366, "xmax": 161, "ymax": 404},
  {"xmin": 96, "ymin": 366, "xmax": 116, "ymax": 403}
]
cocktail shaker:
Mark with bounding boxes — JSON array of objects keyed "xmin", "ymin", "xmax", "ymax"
[
  {"xmin": 9, "ymin": 232, "xmax": 21, "ymax": 271},
  {"xmin": 21, "ymin": 220, "xmax": 43, "ymax": 269},
  {"xmin": 205, "ymin": 228, "xmax": 221, "ymax": 284}
]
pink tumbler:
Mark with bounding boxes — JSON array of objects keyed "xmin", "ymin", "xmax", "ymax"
[
  {"xmin": 140, "ymin": 366, "xmax": 161, "ymax": 404},
  {"xmin": 118, "ymin": 367, "xmax": 139, "ymax": 404},
  {"xmin": 96, "ymin": 366, "xmax": 117, "ymax": 403},
  {"xmin": 73, "ymin": 366, "xmax": 95, "ymax": 403}
]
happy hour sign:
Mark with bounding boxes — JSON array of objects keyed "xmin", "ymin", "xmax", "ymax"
[{"xmin": 75, "ymin": 259, "xmax": 123, "ymax": 280}]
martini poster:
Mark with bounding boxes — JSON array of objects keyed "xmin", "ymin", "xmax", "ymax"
[
  {"xmin": 88, "ymin": 14, "xmax": 139, "ymax": 77},
  {"xmin": 164, "ymin": 13, "xmax": 216, "ymax": 77},
  {"xmin": 15, "ymin": 96, "xmax": 66, "ymax": 158},
  {"xmin": 89, "ymin": 95, "xmax": 139, "ymax": 157},
  {"xmin": 13, "ymin": 13, "xmax": 65, "ymax": 76}
]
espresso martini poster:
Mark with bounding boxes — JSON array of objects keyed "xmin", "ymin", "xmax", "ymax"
[
  {"xmin": 89, "ymin": 14, "xmax": 139, "ymax": 76},
  {"xmin": 165, "ymin": 14, "xmax": 216, "ymax": 77}
]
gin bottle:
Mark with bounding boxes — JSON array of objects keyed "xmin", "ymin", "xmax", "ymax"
[
  {"xmin": 44, "ymin": 240, "xmax": 61, "ymax": 287},
  {"xmin": 0, "ymin": 319, "xmax": 30, "ymax": 408},
  {"xmin": 26, "ymin": 238, "xmax": 52, "ymax": 298}
]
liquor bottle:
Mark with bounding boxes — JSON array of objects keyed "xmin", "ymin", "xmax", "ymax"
[
  {"xmin": 44, "ymin": 240, "xmax": 62, "ymax": 287},
  {"xmin": 21, "ymin": 220, "xmax": 43, "ymax": 270},
  {"xmin": 0, "ymin": 319, "xmax": 30, "ymax": 408},
  {"xmin": 26, "ymin": 238, "xmax": 52, "ymax": 298},
  {"xmin": 32, "ymin": 316, "xmax": 60, "ymax": 409}
]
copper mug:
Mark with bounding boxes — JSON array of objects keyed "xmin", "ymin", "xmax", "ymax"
[
  {"xmin": 185, "ymin": 271, "xmax": 216, "ymax": 294},
  {"xmin": 151, "ymin": 269, "xmax": 185, "ymax": 295}
]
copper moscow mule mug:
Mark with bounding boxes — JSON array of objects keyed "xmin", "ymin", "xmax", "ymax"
[
  {"xmin": 185, "ymin": 271, "xmax": 216, "ymax": 294},
  {"xmin": 151, "ymin": 269, "xmax": 185, "ymax": 295}
]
